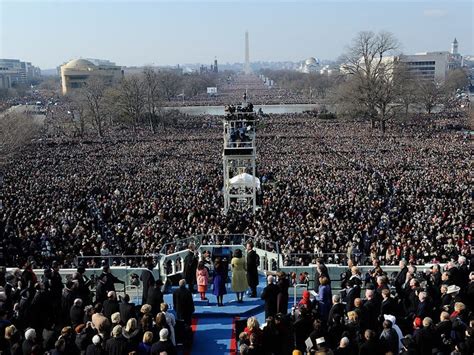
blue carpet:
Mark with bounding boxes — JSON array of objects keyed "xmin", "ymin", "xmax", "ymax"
[{"xmin": 191, "ymin": 317, "xmax": 234, "ymax": 355}]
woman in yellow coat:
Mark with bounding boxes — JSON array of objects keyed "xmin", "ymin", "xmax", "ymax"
[{"xmin": 231, "ymin": 249, "xmax": 248, "ymax": 302}]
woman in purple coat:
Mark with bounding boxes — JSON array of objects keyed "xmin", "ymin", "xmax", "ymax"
[
  {"xmin": 212, "ymin": 257, "xmax": 227, "ymax": 306},
  {"xmin": 316, "ymin": 276, "xmax": 332, "ymax": 322}
]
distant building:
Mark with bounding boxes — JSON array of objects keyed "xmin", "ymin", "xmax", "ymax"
[
  {"xmin": 341, "ymin": 39, "xmax": 464, "ymax": 83},
  {"xmin": 299, "ymin": 57, "xmax": 320, "ymax": 73},
  {"xmin": 398, "ymin": 38, "xmax": 463, "ymax": 82},
  {"xmin": 122, "ymin": 65, "xmax": 183, "ymax": 76},
  {"xmin": 0, "ymin": 58, "xmax": 41, "ymax": 86},
  {"xmin": 0, "ymin": 67, "xmax": 15, "ymax": 89},
  {"xmin": 60, "ymin": 58, "xmax": 123, "ymax": 95},
  {"xmin": 199, "ymin": 59, "xmax": 219, "ymax": 75}
]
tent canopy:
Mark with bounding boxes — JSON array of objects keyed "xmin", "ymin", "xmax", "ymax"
[{"xmin": 229, "ymin": 173, "xmax": 260, "ymax": 190}]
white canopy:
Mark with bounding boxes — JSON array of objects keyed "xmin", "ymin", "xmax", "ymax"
[{"xmin": 229, "ymin": 173, "xmax": 260, "ymax": 190}]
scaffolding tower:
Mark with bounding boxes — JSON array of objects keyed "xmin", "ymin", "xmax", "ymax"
[{"xmin": 222, "ymin": 105, "xmax": 258, "ymax": 215}]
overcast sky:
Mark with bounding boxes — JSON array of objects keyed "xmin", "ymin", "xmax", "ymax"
[{"xmin": 0, "ymin": 0, "xmax": 472, "ymax": 69}]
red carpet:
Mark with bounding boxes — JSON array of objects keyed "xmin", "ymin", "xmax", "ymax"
[
  {"xmin": 183, "ymin": 317, "xmax": 199, "ymax": 355},
  {"xmin": 230, "ymin": 316, "xmax": 240, "ymax": 354}
]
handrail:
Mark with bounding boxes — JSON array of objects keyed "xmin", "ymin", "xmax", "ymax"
[{"xmin": 292, "ymin": 283, "xmax": 309, "ymax": 305}]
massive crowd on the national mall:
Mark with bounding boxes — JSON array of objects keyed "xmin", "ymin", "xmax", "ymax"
[
  {"xmin": 0, "ymin": 95, "xmax": 472, "ymax": 354},
  {"xmin": 1, "ymin": 112, "xmax": 470, "ymax": 268}
]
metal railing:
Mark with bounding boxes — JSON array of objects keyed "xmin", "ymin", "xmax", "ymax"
[
  {"xmin": 282, "ymin": 252, "xmax": 363, "ymax": 266},
  {"xmin": 293, "ymin": 283, "xmax": 309, "ymax": 305},
  {"xmin": 75, "ymin": 255, "xmax": 160, "ymax": 268}
]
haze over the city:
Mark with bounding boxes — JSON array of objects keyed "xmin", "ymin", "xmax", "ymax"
[{"xmin": 1, "ymin": 0, "xmax": 473, "ymax": 69}]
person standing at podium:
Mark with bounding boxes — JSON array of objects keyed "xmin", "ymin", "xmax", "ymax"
[
  {"xmin": 246, "ymin": 242, "xmax": 259, "ymax": 297},
  {"xmin": 231, "ymin": 249, "xmax": 248, "ymax": 302}
]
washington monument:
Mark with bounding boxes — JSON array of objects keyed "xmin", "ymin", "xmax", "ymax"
[{"xmin": 244, "ymin": 31, "xmax": 251, "ymax": 74}]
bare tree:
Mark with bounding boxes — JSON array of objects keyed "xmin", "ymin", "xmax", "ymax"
[
  {"xmin": 339, "ymin": 31, "xmax": 399, "ymax": 129},
  {"xmin": 79, "ymin": 76, "xmax": 109, "ymax": 137},
  {"xmin": 0, "ymin": 112, "xmax": 41, "ymax": 167},
  {"xmin": 416, "ymin": 81, "xmax": 440, "ymax": 114},
  {"xmin": 157, "ymin": 71, "xmax": 182, "ymax": 101},
  {"xmin": 116, "ymin": 75, "xmax": 146, "ymax": 134},
  {"xmin": 393, "ymin": 64, "xmax": 418, "ymax": 118},
  {"xmin": 444, "ymin": 68, "xmax": 470, "ymax": 93},
  {"xmin": 63, "ymin": 93, "xmax": 86, "ymax": 137},
  {"xmin": 142, "ymin": 67, "xmax": 162, "ymax": 133}
]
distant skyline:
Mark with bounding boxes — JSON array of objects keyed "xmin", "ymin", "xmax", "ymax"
[{"xmin": 0, "ymin": 0, "xmax": 472, "ymax": 69}]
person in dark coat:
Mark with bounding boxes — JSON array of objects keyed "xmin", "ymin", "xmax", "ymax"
[
  {"xmin": 140, "ymin": 259, "xmax": 155, "ymax": 306},
  {"xmin": 75, "ymin": 321, "xmax": 96, "ymax": 354},
  {"xmin": 394, "ymin": 260, "xmax": 408, "ymax": 297},
  {"xmin": 261, "ymin": 316, "xmax": 280, "ymax": 355},
  {"xmin": 379, "ymin": 320, "xmax": 399, "ymax": 354},
  {"xmin": 380, "ymin": 289, "xmax": 398, "ymax": 319},
  {"xmin": 172, "ymin": 279, "xmax": 195, "ymax": 326},
  {"xmin": 359, "ymin": 329, "xmax": 382, "ymax": 355},
  {"xmin": 69, "ymin": 298, "xmax": 85, "ymax": 329},
  {"xmin": 146, "ymin": 280, "xmax": 164, "ymax": 317},
  {"xmin": 150, "ymin": 328, "xmax": 177, "ymax": 355},
  {"xmin": 105, "ymin": 325, "xmax": 128, "ymax": 355},
  {"xmin": 212, "ymin": 258, "xmax": 227, "ymax": 307},
  {"xmin": 435, "ymin": 312, "xmax": 453, "ymax": 354},
  {"xmin": 22, "ymin": 328, "xmax": 38, "ymax": 355},
  {"xmin": 103, "ymin": 291, "xmax": 120, "ymax": 320},
  {"xmin": 328, "ymin": 294, "xmax": 346, "ymax": 328},
  {"xmin": 261, "ymin": 275, "xmax": 279, "ymax": 319},
  {"xmin": 29, "ymin": 282, "xmax": 52, "ymax": 332},
  {"xmin": 96, "ymin": 266, "xmax": 125, "ymax": 304},
  {"xmin": 415, "ymin": 291, "xmax": 432, "ymax": 320},
  {"xmin": 276, "ymin": 271, "xmax": 289, "ymax": 314},
  {"xmin": 457, "ymin": 327, "xmax": 474, "ymax": 355},
  {"xmin": 344, "ymin": 279, "xmax": 361, "ymax": 312},
  {"xmin": 467, "ymin": 272, "xmax": 474, "ymax": 315},
  {"xmin": 85, "ymin": 335, "xmax": 106, "ymax": 355},
  {"xmin": 183, "ymin": 244, "xmax": 198, "ymax": 293},
  {"xmin": 360, "ymin": 289, "xmax": 379, "ymax": 332},
  {"xmin": 246, "ymin": 242, "xmax": 259, "ymax": 297},
  {"xmin": 75, "ymin": 265, "xmax": 92, "ymax": 306},
  {"xmin": 118, "ymin": 294, "xmax": 136, "ymax": 324},
  {"xmin": 414, "ymin": 318, "xmax": 436, "ymax": 355}
]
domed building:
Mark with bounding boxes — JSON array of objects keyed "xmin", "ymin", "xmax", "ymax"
[
  {"xmin": 60, "ymin": 58, "xmax": 123, "ymax": 95},
  {"xmin": 299, "ymin": 57, "xmax": 320, "ymax": 73}
]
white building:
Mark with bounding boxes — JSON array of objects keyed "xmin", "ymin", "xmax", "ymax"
[
  {"xmin": 398, "ymin": 38, "xmax": 463, "ymax": 82},
  {"xmin": 60, "ymin": 58, "xmax": 123, "ymax": 95},
  {"xmin": 299, "ymin": 57, "xmax": 320, "ymax": 73},
  {"xmin": 0, "ymin": 58, "xmax": 41, "ymax": 85}
]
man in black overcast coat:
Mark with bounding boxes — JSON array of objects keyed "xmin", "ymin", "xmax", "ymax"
[
  {"xmin": 183, "ymin": 244, "xmax": 198, "ymax": 293},
  {"xmin": 172, "ymin": 279, "xmax": 195, "ymax": 326},
  {"xmin": 140, "ymin": 258, "xmax": 155, "ymax": 305},
  {"xmin": 146, "ymin": 279, "xmax": 164, "ymax": 317},
  {"xmin": 246, "ymin": 242, "xmax": 259, "ymax": 297},
  {"xmin": 261, "ymin": 275, "xmax": 279, "ymax": 319}
]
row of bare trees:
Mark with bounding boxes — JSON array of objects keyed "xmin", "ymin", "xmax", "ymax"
[
  {"xmin": 54, "ymin": 68, "xmax": 218, "ymax": 138},
  {"xmin": 0, "ymin": 112, "xmax": 41, "ymax": 170},
  {"xmin": 259, "ymin": 69, "xmax": 340, "ymax": 99},
  {"xmin": 336, "ymin": 31, "xmax": 470, "ymax": 131},
  {"xmin": 261, "ymin": 31, "xmax": 470, "ymax": 132}
]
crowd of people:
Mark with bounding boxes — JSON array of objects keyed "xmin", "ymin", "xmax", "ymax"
[
  {"xmin": 238, "ymin": 256, "xmax": 473, "ymax": 355},
  {"xmin": 0, "ymin": 255, "xmax": 203, "ymax": 354},
  {"xmin": 0, "ymin": 85, "xmax": 472, "ymax": 354},
  {"xmin": 165, "ymin": 75, "xmax": 312, "ymax": 106},
  {"xmin": 1, "ymin": 108, "xmax": 470, "ymax": 269}
]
